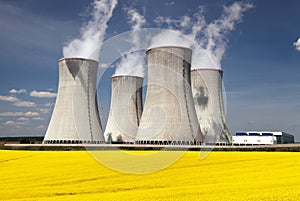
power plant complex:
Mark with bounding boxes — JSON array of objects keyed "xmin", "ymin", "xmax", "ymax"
[{"xmin": 43, "ymin": 46, "xmax": 232, "ymax": 145}]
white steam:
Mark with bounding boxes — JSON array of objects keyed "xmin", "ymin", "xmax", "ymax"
[
  {"xmin": 294, "ymin": 38, "xmax": 300, "ymax": 51},
  {"xmin": 114, "ymin": 8, "xmax": 146, "ymax": 77},
  {"xmin": 150, "ymin": 29, "xmax": 193, "ymax": 49},
  {"xmin": 151, "ymin": 2, "xmax": 253, "ymax": 69},
  {"xmin": 63, "ymin": 0, "xmax": 118, "ymax": 61},
  {"xmin": 197, "ymin": 2, "xmax": 254, "ymax": 68}
]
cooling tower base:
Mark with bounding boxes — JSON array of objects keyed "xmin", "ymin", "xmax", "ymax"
[
  {"xmin": 3, "ymin": 143, "xmax": 299, "ymax": 152},
  {"xmin": 135, "ymin": 140, "xmax": 202, "ymax": 145},
  {"xmin": 43, "ymin": 140, "xmax": 104, "ymax": 144}
]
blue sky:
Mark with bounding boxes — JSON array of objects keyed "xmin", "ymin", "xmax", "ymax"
[{"xmin": 0, "ymin": 0, "xmax": 300, "ymax": 141}]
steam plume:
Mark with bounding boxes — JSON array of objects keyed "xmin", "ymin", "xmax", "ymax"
[
  {"xmin": 63, "ymin": 0, "xmax": 118, "ymax": 61},
  {"xmin": 114, "ymin": 8, "xmax": 146, "ymax": 77},
  {"xmin": 294, "ymin": 38, "xmax": 300, "ymax": 51},
  {"xmin": 152, "ymin": 2, "xmax": 253, "ymax": 69}
]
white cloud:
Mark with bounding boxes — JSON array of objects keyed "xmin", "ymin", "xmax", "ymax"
[
  {"xmin": 17, "ymin": 117, "xmax": 29, "ymax": 121},
  {"xmin": 44, "ymin": 102, "xmax": 54, "ymax": 107},
  {"xmin": 125, "ymin": 7, "xmax": 146, "ymax": 32},
  {"xmin": 154, "ymin": 16, "xmax": 180, "ymax": 28},
  {"xmin": 294, "ymin": 38, "xmax": 300, "ymax": 51},
  {"xmin": 0, "ymin": 95, "xmax": 19, "ymax": 102},
  {"xmin": 13, "ymin": 100, "xmax": 36, "ymax": 107},
  {"xmin": 3, "ymin": 120, "xmax": 29, "ymax": 126},
  {"xmin": 24, "ymin": 111, "xmax": 39, "ymax": 117},
  {"xmin": 0, "ymin": 112, "xmax": 24, "ymax": 117},
  {"xmin": 0, "ymin": 111, "xmax": 39, "ymax": 117},
  {"xmin": 9, "ymin": 89, "xmax": 27, "ymax": 94},
  {"xmin": 180, "ymin": 16, "xmax": 191, "ymax": 28},
  {"xmin": 39, "ymin": 108, "xmax": 50, "ymax": 113},
  {"xmin": 0, "ymin": 95, "xmax": 36, "ymax": 107},
  {"xmin": 33, "ymin": 117, "xmax": 45, "ymax": 121},
  {"xmin": 37, "ymin": 125, "xmax": 47, "ymax": 129},
  {"xmin": 30, "ymin": 90, "xmax": 57, "ymax": 98},
  {"xmin": 17, "ymin": 121, "xmax": 29, "ymax": 125},
  {"xmin": 4, "ymin": 120, "xmax": 15, "ymax": 125}
]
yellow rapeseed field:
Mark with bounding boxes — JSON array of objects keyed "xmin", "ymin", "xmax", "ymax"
[{"xmin": 0, "ymin": 150, "xmax": 299, "ymax": 200}]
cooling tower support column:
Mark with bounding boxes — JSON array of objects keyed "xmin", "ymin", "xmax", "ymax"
[
  {"xmin": 43, "ymin": 58, "xmax": 104, "ymax": 144},
  {"xmin": 136, "ymin": 46, "xmax": 203, "ymax": 145},
  {"xmin": 191, "ymin": 69, "xmax": 231, "ymax": 144},
  {"xmin": 104, "ymin": 75, "xmax": 143, "ymax": 143}
]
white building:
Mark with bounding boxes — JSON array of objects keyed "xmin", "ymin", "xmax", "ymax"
[{"xmin": 232, "ymin": 131, "xmax": 294, "ymax": 145}]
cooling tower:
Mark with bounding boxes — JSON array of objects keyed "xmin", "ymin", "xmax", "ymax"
[
  {"xmin": 136, "ymin": 46, "xmax": 203, "ymax": 145},
  {"xmin": 104, "ymin": 75, "xmax": 143, "ymax": 143},
  {"xmin": 191, "ymin": 68, "xmax": 231, "ymax": 144},
  {"xmin": 43, "ymin": 58, "xmax": 104, "ymax": 144}
]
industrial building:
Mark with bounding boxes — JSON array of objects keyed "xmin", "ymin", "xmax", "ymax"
[
  {"xmin": 104, "ymin": 75, "xmax": 143, "ymax": 143},
  {"xmin": 43, "ymin": 58, "xmax": 104, "ymax": 144},
  {"xmin": 136, "ymin": 46, "xmax": 203, "ymax": 145},
  {"xmin": 232, "ymin": 131, "xmax": 295, "ymax": 145},
  {"xmin": 191, "ymin": 68, "xmax": 231, "ymax": 144}
]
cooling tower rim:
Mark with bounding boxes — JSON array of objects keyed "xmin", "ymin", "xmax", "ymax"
[
  {"xmin": 146, "ymin": 45, "xmax": 192, "ymax": 52},
  {"xmin": 191, "ymin": 68, "xmax": 223, "ymax": 72},
  {"xmin": 58, "ymin": 57, "xmax": 98, "ymax": 63},
  {"xmin": 111, "ymin": 74, "xmax": 143, "ymax": 79}
]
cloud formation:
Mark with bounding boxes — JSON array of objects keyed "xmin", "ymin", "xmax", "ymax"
[
  {"xmin": 13, "ymin": 101, "xmax": 36, "ymax": 107},
  {"xmin": 17, "ymin": 117, "xmax": 30, "ymax": 121},
  {"xmin": 294, "ymin": 38, "xmax": 300, "ymax": 51},
  {"xmin": 4, "ymin": 121, "xmax": 15, "ymax": 125},
  {"xmin": 9, "ymin": 89, "xmax": 27, "ymax": 94},
  {"xmin": 0, "ymin": 111, "xmax": 39, "ymax": 117},
  {"xmin": 37, "ymin": 125, "xmax": 47, "ymax": 129},
  {"xmin": 0, "ymin": 95, "xmax": 19, "ymax": 102},
  {"xmin": 44, "ymin": 102, "xmax": 54, "ymax": 107},
  {"xmin": 39, "ymin": 108, "xmax": 51, "ymax": 114},
  {"xmin": 33, "ymin": 117, "xmax": 45, "ymax": 121},
  {"xmin": 4, "ymin": 120, "xmax": 29, "ymax": 126},
  {"xmin": 0, "ymin": 95, "xmax": 36, "ymax": 107},
  {"xmin": 63, "ymin": 0, "xmax": 118, "ymax": 61},
  {"xmin": 30, "ymin": 90, "xmax": 57, "ymax": 98}
]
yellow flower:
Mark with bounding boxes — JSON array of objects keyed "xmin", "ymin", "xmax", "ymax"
[{"xmin": 0, "ymin": 150, "xmax": 299, "ymax": 200}]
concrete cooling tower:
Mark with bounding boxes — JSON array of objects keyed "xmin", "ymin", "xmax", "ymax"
[
  {"xmin": 43, "ymin": 58, "xmax": 104, "ymax": 144},
  {"xmin": 136, "ymin": 46, "xmax": 203, "ymax": 145},
  {"xmin": 191, "ymin": 68, "xmax": 231, "ymax": 144},
  {"xmin": 104, "ymin": 75, "xmax": 143, "ymax": 143}
]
